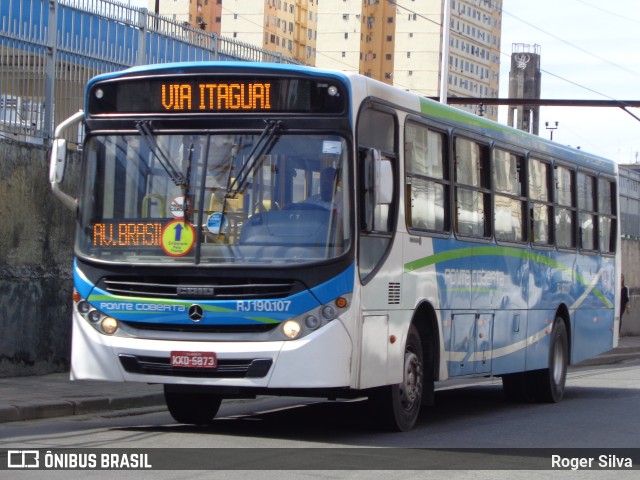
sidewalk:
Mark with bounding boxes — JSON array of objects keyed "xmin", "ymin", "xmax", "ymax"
[{"xmin": 1, "ymin": 336, "xmax": 640, "ymax": 424}]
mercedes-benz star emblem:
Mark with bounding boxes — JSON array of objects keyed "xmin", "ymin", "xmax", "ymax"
[{"xmin": 188, "ymin": 304, "xmax": 204, "ymax": 322}]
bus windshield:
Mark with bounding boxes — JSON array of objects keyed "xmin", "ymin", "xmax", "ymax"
[{"xmin": 77, "ymin": 131, "xmax": 351, "ymax": 265}]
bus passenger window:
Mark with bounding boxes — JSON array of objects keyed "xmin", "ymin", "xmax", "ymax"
[
  {"xmin": 598, "ymin": 177, "xmax": 616, "ymax": 254},
  {"xmin": 577, "ymin": 172, "xmax": 596, "ymax": 251},
  {"xmin": 405, "ymin": 121, "xmax": 449, "ymax": 232},
  {"xmin": 555, "ymin": 165, "xmax": 576, "ymax": 249},
  {"xmin": 493, "ymin": 149, "xmax": 525, "ymax": 242},
  {"xmin": 454, "ymin": 137, "xmax": 490, "ymax": 238},
  {"xmin": 529, "ymin": 158, "xmax": 553, "ymax": 246}
]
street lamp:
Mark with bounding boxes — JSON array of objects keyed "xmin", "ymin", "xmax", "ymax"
[{"xmin": 545, "ymin": 121, "xmax": 559, "ymax": 140}]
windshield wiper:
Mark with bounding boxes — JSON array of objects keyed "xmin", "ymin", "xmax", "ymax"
[
  {"xmin": 135, "ymin": 120, "xmax": 186, "ymax": 187},
  {"xmin": 225, "ymin": 120, "xmax": 282, "ymax": 198},
  {"xmin": 182, "ymin": 143, "xmax": 194, "ymax": 221}
]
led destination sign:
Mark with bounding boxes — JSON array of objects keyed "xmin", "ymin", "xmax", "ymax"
[
  {"xmin": 88, "ymin": 75, "xmax": 346, "ymax": 115},
  {"xmin": 161, "ymin": 82, "xmax": 271, "ymax": 112}
]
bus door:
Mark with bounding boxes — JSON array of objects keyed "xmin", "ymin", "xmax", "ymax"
[{"xmin": 450, "ymin": 312, "xmax": 493, "ymax": 375}]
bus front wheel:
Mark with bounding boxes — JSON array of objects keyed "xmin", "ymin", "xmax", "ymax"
[
  {"xmin": 164, "ymin": 385, "xmax": 222, "ymax": 425},
  {"xmin": 369, "ymin": 324, "xmax": 424, "ymax": 431}
]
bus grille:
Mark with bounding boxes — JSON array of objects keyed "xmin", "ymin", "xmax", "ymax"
[
  {"xmin": 120, "ymin": 321, "xmax": 278, "ymax": 334},
  {"xmin": 101, "ymin": 277, "xmax": 301, "ymax": 300},
  {"xmin": 119, "ymin": 354, "xmax": 272, "ymax": 378}
]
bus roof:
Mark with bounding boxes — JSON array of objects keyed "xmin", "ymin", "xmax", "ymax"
[{"xmin": 85, "ymin": 61, "xmax": 616, "ymax": 175}]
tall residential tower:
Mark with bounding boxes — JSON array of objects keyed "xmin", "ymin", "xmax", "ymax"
[
  {"xmin": 316, "ymin": 0, "xmax": 503, "ymax": 119},
  {"xmin": 150, "ymin": 1, "xmax": 502, "ymax": 119}
]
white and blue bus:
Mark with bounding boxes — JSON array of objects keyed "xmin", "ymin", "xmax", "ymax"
[{"xmin": 50, "ymin": 62, "xmax": 620, "ymax": 431}]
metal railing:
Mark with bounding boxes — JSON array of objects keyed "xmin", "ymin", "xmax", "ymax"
[{"xmin": 0, "ymin": 0, "xmax": 297, "ymax": 145}]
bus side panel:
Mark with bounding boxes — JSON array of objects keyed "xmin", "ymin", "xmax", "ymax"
[
  {"xmin": 524, "ymin": 309, "xmax": 555, "ymax": 371},
  {"xmin": 490, "ymin": 309, "xmax": 527, "ymax": 376},
  {"xmin": 572, "ymin": 308, "xmax": 614, "ymax": 364}
]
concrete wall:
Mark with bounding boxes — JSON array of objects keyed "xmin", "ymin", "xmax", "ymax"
[
  {"xmin": 621, "ymin": 240, "xmax": 640, "ymax": 336},
  {"xmin": 0, "ymin": 139, "xmax": 76, "ymax": 377}
]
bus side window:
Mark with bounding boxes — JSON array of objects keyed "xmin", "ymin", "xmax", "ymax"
[
  {"xmin": 577, "ymin": 171, "xmax": 596, "ymax": 251},
  {"xmin": 454, "ymin": 137, "xmax": 491, "ymax": 239},
  {"xmin": 405, "ymin": 121, "xmax": 449, "ymax": 233},
  {"xmin": 493, "ymin": 148, "xmax": 525, "ymax": 243},
  {"xmin": 529, "ymin": 158, "xmax": 553, "ymax": 246},
  {"xmin": 555, "ymin": 165, "xmax": 576, "ymax": 249}
]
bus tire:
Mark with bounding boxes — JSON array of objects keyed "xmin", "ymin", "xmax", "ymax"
[
  {"xmin": 532, "ymin": 318, "xmax": 568, "ymax": 403},
  {"xmin": 164, "ymin": 386, "xmax": 222, "ymax": 425},
  {"xmin": 369, "ymin": 324, "xmax": 423, "ymax": 431}
]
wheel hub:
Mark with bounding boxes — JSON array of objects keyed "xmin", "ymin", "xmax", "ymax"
[{"xmin": 400, "ymin": 351, "xmax": 423, "ymax": 409}]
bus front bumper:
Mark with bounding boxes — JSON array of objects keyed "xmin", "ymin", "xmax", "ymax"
[{"xmin": 70, "ymin": 310, "xmax": 353, "ymax": 390}]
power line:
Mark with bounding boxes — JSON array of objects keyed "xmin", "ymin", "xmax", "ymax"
[
  {"xmin": 501, "ymin": 8, "xmax": 640, "ymax": 80},
  {"xmin": 575, "ymin": 0, "xmax": 640, "ymax": 25}
]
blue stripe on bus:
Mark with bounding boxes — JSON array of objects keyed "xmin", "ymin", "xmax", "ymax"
[{"xmin": 73, "ymin": 261, "xmax": 355, "ymax": 326}]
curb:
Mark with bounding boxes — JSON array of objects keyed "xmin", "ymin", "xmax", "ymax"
[
  {"xmin": 0, "ymin": 393, "xmax": 165, "ymax": 424},
  {"xmin": 575, "ymin": 346, "xmax": 640, "ymax": 367}
]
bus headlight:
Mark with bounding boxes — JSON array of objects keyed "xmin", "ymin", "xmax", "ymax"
[
  {"xmin": 101, "ymin": 317, "xmax": 119, "ymax": 335},
  {"xmin": 87, "ymin": 309, "xmax": 102, "ymax": 323},
  {"xmin": 321, "ymin": 305, "xmax": 336, "ymax": 320},
  {"xmin": 305, "ymin": 315, "xmax": 320, "ymax": 329},
  {"xmin": 77, "ymin": 301, "xmax": 92, "ymax": 315},
  {"xmin": 282, "ymin": 320, "xmax": 302, "ymax": 339}
]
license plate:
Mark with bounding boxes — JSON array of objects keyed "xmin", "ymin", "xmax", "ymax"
[{"xmin": 170, "ymin": 351, "xmax": 217, "ymax": 369}]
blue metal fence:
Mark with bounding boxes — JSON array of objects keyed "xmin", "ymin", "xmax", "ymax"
[{"xmin": 0, "ymin": 0, "xmax": 296, "ymax": 144}]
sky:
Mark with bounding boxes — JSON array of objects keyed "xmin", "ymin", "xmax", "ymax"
[
  {"xmin": 128, "ymin": 0, "xmax": 640, "ymax": 164},
  {"xmin": 497, "ymin": 0, "xmax": 640, "ymax": 163}
]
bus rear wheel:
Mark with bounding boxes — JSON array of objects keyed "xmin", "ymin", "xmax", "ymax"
[
  {"xmin": 532, "ymin": 318, "xmax": 568, "ymax": 403},
  {"xmin": 164, "ymin": 385, "xmax": 222, "ymax": 425},
  {"xmin": 369, "ymin": 324, "xmax": 423, "ymax": 431},
  {"xmin": 501, "ymin": 318, "xmax": 568, "ymax": 403}
]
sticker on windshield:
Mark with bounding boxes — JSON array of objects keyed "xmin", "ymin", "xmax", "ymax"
[
  {"xmin": 161, "ymin": 220, "xmax": 195, "ymax": 257},
  {"xmin": 169, "ymin": 195, "xmax": 190, "ymax": 218},
  {"xmin": 322, "ymin": 140, "xmax": 342, "ymax": 155},
  {"xmin": 206, "ymin": 212, "xmax": 227, "ymax": 234}
]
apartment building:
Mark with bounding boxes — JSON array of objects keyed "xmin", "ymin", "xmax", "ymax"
[
  {"xmin": 149, "ymin": 0, "xmax": 223, "ymax": 33},
  {"xmin": 316, "ymin": 0, "xmax": 502, "ymax": 120},
  {"xmin": 151, "ymin": 1, "xmax": 318, "ymax": 64},
  {"xmin": 150, "ymin": 1, "xmax": 502, "ymax": 119}
]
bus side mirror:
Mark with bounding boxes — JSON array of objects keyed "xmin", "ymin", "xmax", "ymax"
[
  {"xmin": 375, "ymin": 155, "xmax": 393, "ymax": 205},
  {"xmin": 49, "ymin": 110, "xmax": 84, "ymax": 211},
  {"xmin": 363, "ymin": 148, "xmax": 393, "ymax": 232},
  {"xmin": 49, "ymin": 138, "xmax": 67, "ymax": 184}
]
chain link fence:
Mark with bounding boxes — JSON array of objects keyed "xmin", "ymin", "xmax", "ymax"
[{"xmin": 0, "ymin": 0, "xmax": 297, "ymax": 146}]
